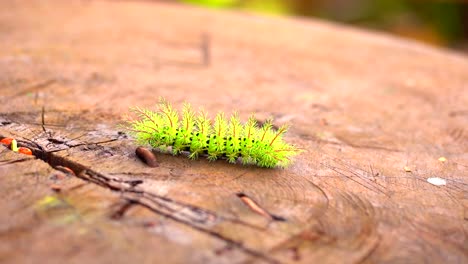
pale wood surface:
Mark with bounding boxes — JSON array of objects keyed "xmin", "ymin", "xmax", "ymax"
[{"xmin": 0, "ymin": 1, "xmax": 467, "ymax": 263}]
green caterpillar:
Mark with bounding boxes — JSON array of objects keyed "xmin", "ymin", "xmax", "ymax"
[{"xmin": 124, "ymin": 99, "xmax": 301, "ymax": 168}]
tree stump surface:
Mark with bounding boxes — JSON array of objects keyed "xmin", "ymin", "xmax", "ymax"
[{"xmin": 0, "ymin": 1, "xmax": 467, "ymax": 263}]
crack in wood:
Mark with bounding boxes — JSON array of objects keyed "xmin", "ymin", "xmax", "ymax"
[
  {"xmin": 125, "ymin": 195, "xmax": 279, "ymax": 264},
  {"xmin": 2, "ymin": 134, "xmax": 279, "ymax": 263},
  {"xmin": 41, "ymin": 106, "xmax": 48, "ymax": 135},
  {"xmin": 110, "ymin": 201, "xmax": 136, "ymax": 220},
  {"xmin": 0, "ymin": 158, "xmax": 33, "ymax": 166},
  {"xmin": 78, "ymin": 170, "xmax": 266, "ymax": 230},
  {"xmin": 321, "ymin": 159, "xmax": 389, "ymax": 197},
  {"xmin": 76, "ymin": 171, "xmax": 278, "ymax": 263}
]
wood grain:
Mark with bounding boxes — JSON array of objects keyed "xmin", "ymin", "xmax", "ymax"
[{"xmin": 0, "ymin": 0, "xmax": 467, "ymax": 263}]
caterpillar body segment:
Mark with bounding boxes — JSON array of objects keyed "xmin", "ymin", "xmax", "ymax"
[{"xmin": 125, "ymin": 99, "xmax": 301, "ymax": 168}]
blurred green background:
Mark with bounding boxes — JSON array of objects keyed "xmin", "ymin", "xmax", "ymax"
[{"xmin": 178, "ymin": 0, "xmax": 468, "ymax": 53}]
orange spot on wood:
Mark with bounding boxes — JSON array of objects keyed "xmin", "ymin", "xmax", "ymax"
[
  {"xmin": 18, "ymin": 147, "xmax": 33, "ymax": 155},
  {"xmin": 0, "ymin": 137, "xmax": 14, "ymax": 146}
]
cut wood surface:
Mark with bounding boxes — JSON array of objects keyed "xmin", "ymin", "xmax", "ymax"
[{"xmin": 0, "ymin": 1, "xmax": 467, "ymax": 263}]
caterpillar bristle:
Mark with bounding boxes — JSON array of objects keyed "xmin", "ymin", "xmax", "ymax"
[{"xmin": 124, "ymin": 99, "xmax": 301, "ymax": 168}]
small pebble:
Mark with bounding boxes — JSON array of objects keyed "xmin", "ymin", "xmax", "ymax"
[
  {"xmin": 404, "ymin": 166, "xmax": 412, "ymax": 172},
  {"xmin": 135, "ymin": 147, "xmax": 159, "ymax": 167},
  {"xmin": 438, "ymin": 157, "xmax": 447, "ymax": 162},
  {"xmin": 427, "ymin": 177, "xmax": 447, "ymax": 186}
]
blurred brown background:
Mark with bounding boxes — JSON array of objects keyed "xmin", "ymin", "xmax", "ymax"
[{"xmin": 179, "ymin": 0, "xmax": 468, "ymax": 53}]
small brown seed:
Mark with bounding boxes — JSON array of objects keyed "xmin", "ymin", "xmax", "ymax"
[{"xmin": 135, "ymin": 147, "xmax": 159, "ymax": 167}]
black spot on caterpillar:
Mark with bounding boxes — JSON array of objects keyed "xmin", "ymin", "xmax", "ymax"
[{"xmin": 123, "ymin": 98, "xmax": 301, "ymax": 168}]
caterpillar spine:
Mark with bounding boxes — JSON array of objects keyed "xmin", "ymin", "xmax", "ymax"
[{"xmin": 124, "ymin": 99, "xmax": 301, "ymax": 168}]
